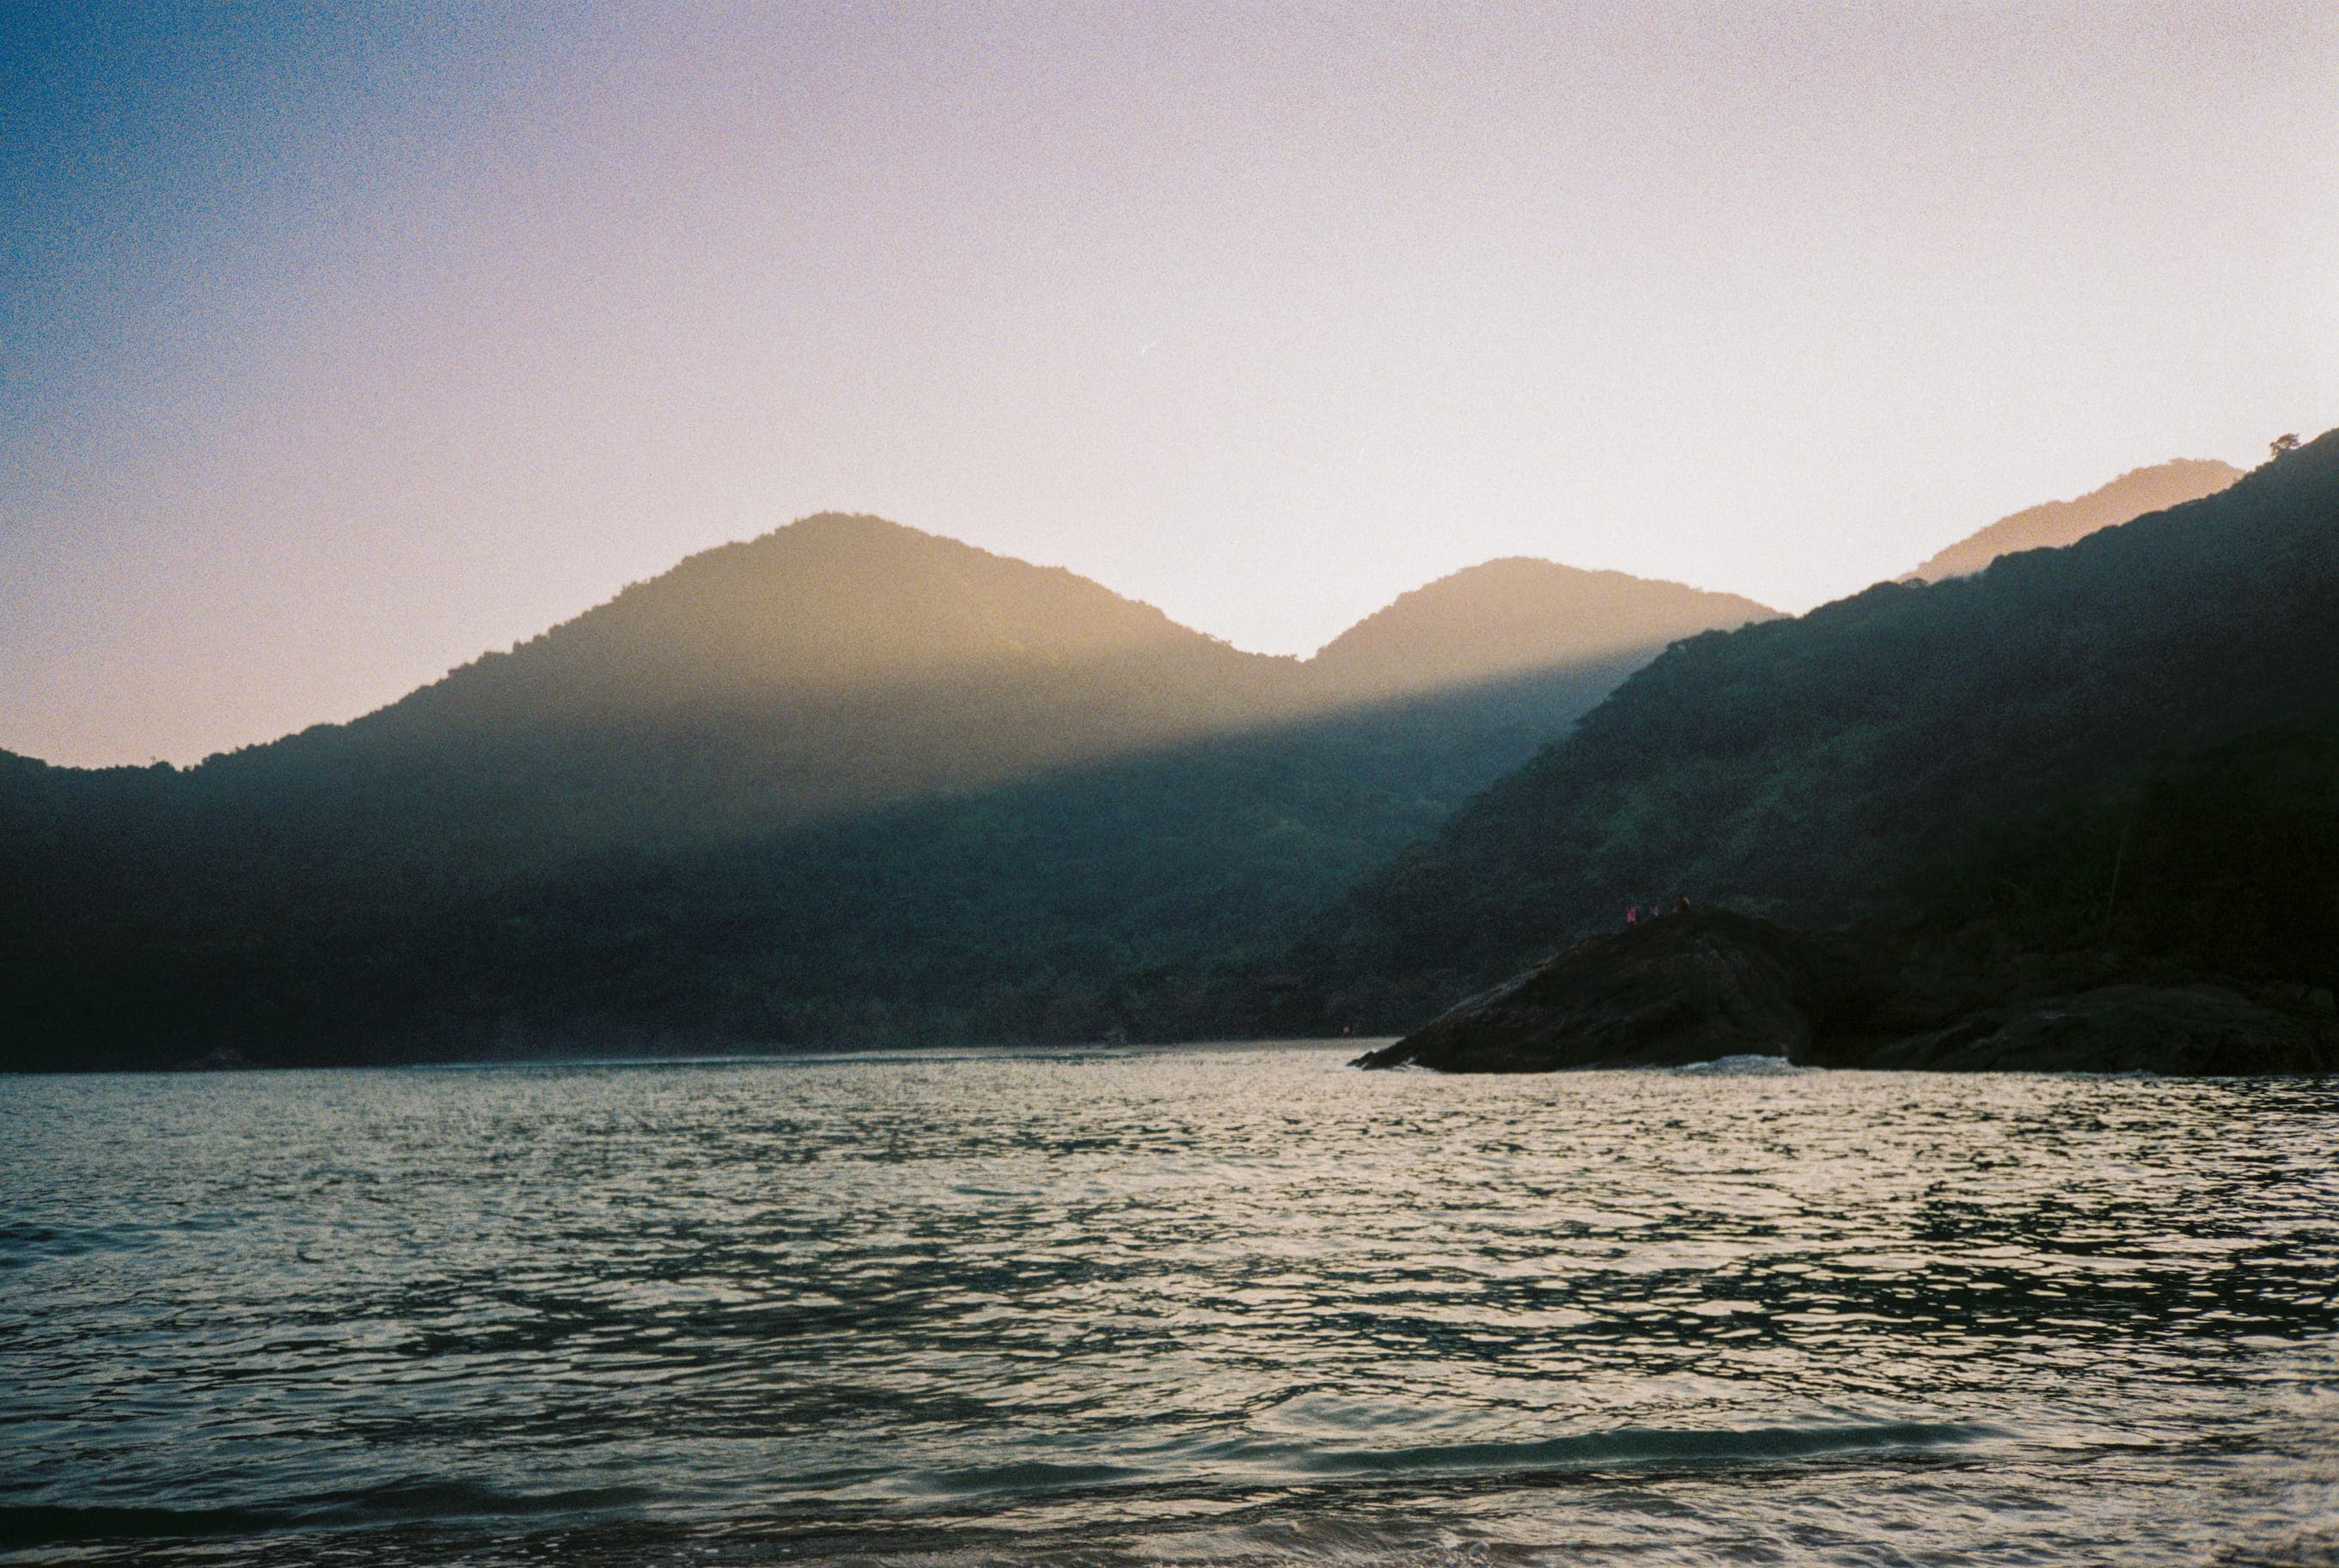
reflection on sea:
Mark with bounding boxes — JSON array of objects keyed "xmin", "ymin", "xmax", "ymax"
[{"xmin": 4, "ymin": 1046, "xmax": 2338, "ymax": 1565}]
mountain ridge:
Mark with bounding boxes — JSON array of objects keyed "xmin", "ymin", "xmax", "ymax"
[
  {"xmin": 1899, "ymin": 457, "xmax": 2242, "ymax": 583},
  {"xmin": 0, "ymin": 516, "xmax": 1772, "ymax": 1068},
  {"xmin": 1279, "ymin": 431, "xmax": 2339, "ymax": 1033},
  {"xmin": 151, "ymin": 514, "xmax": 1770, "ymax": 772},
  {"xmin": 15, "ymin": 435, "xmax": 2310, "ymax": 1070}
]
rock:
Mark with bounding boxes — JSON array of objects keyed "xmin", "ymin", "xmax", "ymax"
[
  {"xmin": 1858, "ymin": 984, "xmax": 2330, "ymax": 1074},
  {"xmin": 174, "ymin": 1046, "xmax": 259, "ymax": 1072},
  {"xmin": 1353, "ymin": 911, "xmax": 1811, "ymax": 1071},
  {"xmin": 1359, "ymin": 911, "xmax": 2337, "ymax": 1076}
]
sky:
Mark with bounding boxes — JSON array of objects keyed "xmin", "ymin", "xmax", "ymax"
[{"xmin": 4, "ymin": 3, "xmax": 2336, "ymax": 768}]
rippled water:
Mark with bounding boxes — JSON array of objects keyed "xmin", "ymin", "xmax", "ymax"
[{"xmin": 5, "ymin": 1045, "xmax": 2339, "ymax": 1565}]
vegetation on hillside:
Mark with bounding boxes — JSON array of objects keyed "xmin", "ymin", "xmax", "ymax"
[
  {"xmin": 0, "ymin": 522, "xmax": 1766, "ymax": 1068},
  {"xmin": 1286, "ymin": 431, "xmax": 2339, "ymax": 1031},
  {"xmin": 10, "ymin": 433, "xmax": 2327, "ymax": 1070},
  {"xmin": 1909, "ymin": 720, "xmax": 2339, "ymax": 994}
]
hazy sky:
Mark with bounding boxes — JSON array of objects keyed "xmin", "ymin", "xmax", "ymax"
[{"xmin": 6, "ymin": 3, "xmax": 2336, "ymax": 766}]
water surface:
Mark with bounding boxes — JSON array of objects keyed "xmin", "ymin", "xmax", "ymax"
[{"xmin": 4, "ymin": 1044, "xmax": 2338, "ymax": 1564}]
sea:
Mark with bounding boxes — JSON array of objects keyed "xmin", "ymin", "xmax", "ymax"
[{"xmin": 4, "ymin": 1042, "xmax": 2338, "ymax": 1565}]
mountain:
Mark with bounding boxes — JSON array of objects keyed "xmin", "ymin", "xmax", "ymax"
[
  {"xmin": 1284, "ymin": 432, "xmax": 2339, "ymax": 1032},
  {"xmin": 161, "ymin": 516, "xmax": 1773, "ymax": 878},
  {"xmin": 1900, "ymin": 458, "xmax": 2241, "ymax": 582},
  {"xmin": 1911, "ymin": 717, "xmax": 2339, "ymax": 996},
  {"xmin": 0, "ymin": 518, "xmax": 1771, "ymax": 1068},
  {"xmin": 1305, "ymin": 558, "xmax": 1774, "ymax": 703},
  {"xmin": 185, "ymin": 514, "xmax": 1285, "ymax": 877}
]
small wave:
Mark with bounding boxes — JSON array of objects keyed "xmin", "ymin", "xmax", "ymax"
[
  {"xmin": 911, "ymin": 1460, "xmax": 1144, "ymax": 1496},
  {"xmin": 0, "ymin": 1480, "xmax": 659, "ymax": 1548},
  {"xmin": 1197, "ymin": 1418, "xmax": 1998, "ymax": 1481},
  {"xmin": 0, "ymin": 1218, "xmax": 156, "ymax": 1267},
  {"xmin": 0, "ymin": 1504, "xmax": 279, "ymax": 1550},
  {"xmin": 293, "ymin": 1478, "xmax": 659, "ymax": 1526},
  {"xmin": 0, "ymin": 1213, "xmax": 252, "ymax": 1269},
  {"xmin": 1674, "ymin": 1054, "xmax": 1809, "ymax": 1077}
]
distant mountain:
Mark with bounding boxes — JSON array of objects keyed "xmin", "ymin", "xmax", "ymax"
[
  {"xmin": 188, "ymin": 515, "xmax": 1283, "ymax": 875},
  {"xmin": 1283, "ymin": 433, "xmax": 2339, "ymax": 1032},
  {"xmin": 0, "ymin": 518, "xmax": 1770, "ymax": 1067},
  {"xmin": 1305, "ymin": 558, "xmax": 1774, "ymax": 703},
  {"xmin": 1900, "ymin": 458, "xmax": 2241, "ymax": 583},
  {"xmin": 166, "ymin": 516, "xmax": 1772, "ymax": 875}
]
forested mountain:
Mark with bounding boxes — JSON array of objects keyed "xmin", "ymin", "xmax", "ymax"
[
  {"xmin": 1912, "ymin": 717, "xmax": 2339, "ymax": 997},
  {"xmin": 15, "ymin": 436, "xmax": 2310, "ymax": 1071},
  {"xmin": 0, "ymin": 519, "xmax": 1768, "ymax": 1067},
  {"xmin": 149, "ymin": 516, "xmax": 1772, "ymax": 877},
  {"xmin": 186, "ymin": 514, "xmax": 1290, "ymax": 879},
  {"xmin": 1899, "ymin": 457, "xmax": 2240, "ymax": 582},
  {"xmin": 1286, "ymin": 432, "xmax": 2339, "ymax": 1031}
]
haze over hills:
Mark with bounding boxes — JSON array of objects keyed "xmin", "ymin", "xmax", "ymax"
[
  {"xmin": 158, "ymin": 514, "xmax": 1776, "ymax": 875},
  {"xmin": 1899, "ymin": 458, "xmax": 2242, "ymax": 583},
  {"xmin": 0, "ymin": 519, "xmax": 1771, "ymax": 1066},
  {"xmin": 202, "ymin": 514, "xmax": 1288, "ymax": 873},
  {"xmin": 11, "ymin": 433, "xmax": 2320, "ymax": 1071},
  {"xmin": 1284, "ymin": 433, "xmax": 2339, "ymax": 1032},
  {"xmin": 1304, "ymin": 558, "xmax": 1774, "ymax": 703}
]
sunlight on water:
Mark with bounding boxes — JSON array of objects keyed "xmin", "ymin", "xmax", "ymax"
[{"xmin": 4, "ymin": 1044, "xmax": 2339, "ymax": 1564}]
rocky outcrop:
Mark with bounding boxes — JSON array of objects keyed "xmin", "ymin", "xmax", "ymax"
[
  {"xmin": 1357, "ymin": 911, "xmax": 2336, "ymax": 1076},
  {"xmin": 1352, "ymin": 911, "xmax": 1814, "ymax": 1071},
  {"xmin": 1849, "ymin": 984, "xmax": 2330, "ymax": 1075},
  {"xmin": 172, "ymin": 1046, "xmax": 259, "ymax": 1072}
]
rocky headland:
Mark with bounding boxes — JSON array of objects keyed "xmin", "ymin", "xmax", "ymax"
[{"xmin": 1354, "ymin": 909, "xmax": 2336, "ymax": 1076}]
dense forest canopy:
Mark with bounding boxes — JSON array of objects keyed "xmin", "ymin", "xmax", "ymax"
[{"xmin": 1910, "ymin": 719, "xmax": 2339, "ymax": 995}]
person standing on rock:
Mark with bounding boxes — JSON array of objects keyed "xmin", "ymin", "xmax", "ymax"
[{"xmin": 1626, "ymin": 904, "xmax": 1641, "ymax": 926}]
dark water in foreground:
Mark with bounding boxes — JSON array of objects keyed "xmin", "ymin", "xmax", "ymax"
[{"xmin": 5, "ymin": 1046, "xmax": 2339, "ymax": 1565}]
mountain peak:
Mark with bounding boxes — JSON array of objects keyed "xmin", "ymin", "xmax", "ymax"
[
  {"xmin": 1307, "ymin": 557, "xmax": 1775, "ymax": 701},
  {"xmin": 472, "ymin": 512, "xmax": 1213, "ymax": 711}
]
